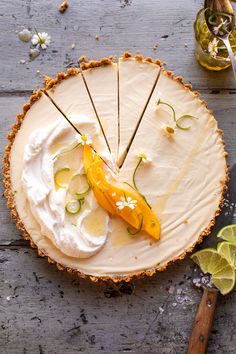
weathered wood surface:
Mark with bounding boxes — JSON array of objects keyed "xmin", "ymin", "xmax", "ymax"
[
  {"xmin": 0, "ymin": 0, "xmax": 235, "ymax": 91},
  {"xmin": 1, "ymin": 1, "xmax": 236, "ymax": 353}
]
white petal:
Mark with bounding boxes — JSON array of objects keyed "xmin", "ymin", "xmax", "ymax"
[
  {"xmin": 31, "ymin": 36, "xmax": 39, "ymax": 45},
  {"xmin": 41, "ymin": 43, "xmax": 47, "ymax": 50}
]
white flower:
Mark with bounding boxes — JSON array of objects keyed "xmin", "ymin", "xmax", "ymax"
[
  {"xmin": 116, "ymin": 196, "xmax": 137, "ymax": 210},
  {"xmin": 76, "ymin": 134, "xmax": 92, "ymax": 146},
  {"xmin": 138, "ymin": 153, "xmax": 152, "ymax": 164},
  {"xmin": 208, "ymin": 38, "xmax": 219, "ymax": 58},
  {"xmin": 213, "ymin": 18, "xmax": 228, "ymax": 35},
  {"xmin": 31, "ymin": 31, "xmax": 51, "ymax": 49}
]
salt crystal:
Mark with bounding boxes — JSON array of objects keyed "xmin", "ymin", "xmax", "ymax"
[{"xmin": 168, "ymin": 285, "xmax": 175, "ymax": 294}]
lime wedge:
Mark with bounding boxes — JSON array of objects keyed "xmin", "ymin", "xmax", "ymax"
[
  {"xmin": 65, "ymin": 199, "xmax": 82, "ymax": 214},
  {"xmin": 217, "ymin": 224, "xmax": 236, "ymax": 245},
  {"xmin": 217, "ymin": 241, "xmax": 236, "ymax": 269},
  {"xmin": 191, "ymin": 248, "xmax": 235, "ymax": 295},
  {"xmin": 54, "ymin": 168, "xmax": 73, "ymax": 189}
]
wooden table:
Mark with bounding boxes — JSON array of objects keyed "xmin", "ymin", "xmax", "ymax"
[{"xmin": 1, "ymin": 1, "xmax": 236, "ymax": 353}]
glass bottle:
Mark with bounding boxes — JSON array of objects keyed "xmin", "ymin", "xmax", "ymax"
[{"xmin": 194, "ymin": 8, "xmax": 236, "ymax": 71}]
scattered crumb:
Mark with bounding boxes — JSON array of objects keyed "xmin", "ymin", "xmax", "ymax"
[
  {"xmin": 168, "ymin": 285, "xmax": 175, "ymax": 295},
  {"xmin": 95, "ymin": 35, "xmax": 100, "ymax": 41},
  {"xmin": 6, "ymin": 296, "xmax": 11, "ymax": 301},
  {"xmin": 19, "ymin": 59, "xmax": 26, "ymax": 64},
  {"xmin": 183, "ymin": 219, "xmax": 188, "ymax": 224},
  {"xmin": 29, "ymin": 48, "xmax": 40, "ymax": 60},
  {"xmin": 78, "ymin": 55, "xmax": 86, "ymax": 64},
  {"xmin": 71, "ymin": 43, "xmax": 76, "ymax": 49},
  {"xmin": 134, "ymin": 256, "xmax": 138, "ymax": 260},
  {"xmin": 18, "ymin": 28, "xmax": 32, "ymax": 42},
  {"xmin": 153, "ymin": 44, "xmax": 158, "ymax": 51},
  {"xmin": 120, "ymin": 0, "xmax": 132, "ymax": 8},
  {"xmin": 161, "ymin": 34, "xmax": 169, "ymax": 40},
  {"xmin": 172, "ymin": 302, "xmax": 177, "ymax": 307},
  {"xmin": 59, "ymin": 0, "xmax": 69, "ymax": 13},
  {"xmin": 159, "ymin": 306, "xmax": 164, "ymax": 314},
  {"xmin": 184, "ymin": 43, "xmax": 188, "ymax": 47}
]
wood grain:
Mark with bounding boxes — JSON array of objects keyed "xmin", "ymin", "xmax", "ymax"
[
  {"xmin": 0, "ymin": 0, "xmax": 235, "ymax": 91},
  {"xmin": 1, "ymin": 1, "xmax": 236, "ymax": 353}
]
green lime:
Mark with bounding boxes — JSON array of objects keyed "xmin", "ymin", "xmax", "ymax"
[
  {"xmin": 54, "ymin": 168, "xmax": 73, "ymax": 189},
  {"xmin": 65, "ymin": 199, "xmax": 82, "ymax": 214},
  {"xmin": 217, "ymin": 241, "xmax": 236, "ymax": 269},
  {"xmin": 69, "ymin": 173, "xmax": 90, "ymax": 197},
  {"xmin": 217, "ymin": 224, "xmax": 236, "ymax": 245},
  {"xmin": 191, "ymin": 248, "xmax": 235, "ymax": 295}
]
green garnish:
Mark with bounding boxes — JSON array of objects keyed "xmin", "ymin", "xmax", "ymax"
[
  {"xmin": 133, "ymin": 158, "xmax": 142, "ymax": 191},
  {"xmin": 127, "ymin": 157, "xmax": 152, "ymax": 209},
  {"xmin": 156, "ymin": 99, "xmax": 197, "ymax": 131},
  {"xmin": 69, "ymin": 173, "xmax": 91, "ymax": 198},
  {"xmin": 54, "ymin": 168, "xmax": 72, "ymax": 189},
  {"xmin": 208, "ymin": 12, "xmax": 233, "ymax": 33},
  {"xmin": 53, "ymin": 143, "xmax": 81, "ymax": 160},
  {"xmin": 65, "ymin": 199, "xmax": 82, "ymax": 214},
  {"xmin": 127, "ymin": 214, "xmax": 144, "ymax": 235}
]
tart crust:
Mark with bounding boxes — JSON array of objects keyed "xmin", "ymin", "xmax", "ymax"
[{"xmin": 2, "ymin": 52, "xmax": 228, "ymax": 283}]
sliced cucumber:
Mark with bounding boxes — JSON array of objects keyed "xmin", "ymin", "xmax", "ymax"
[
  {"xmin": 54, "ymin": 168, "xmax": 73, "ymax": 189},
  {"xmin": 65, "ymin": 199, "xmax": 82, "ymax": 214}
]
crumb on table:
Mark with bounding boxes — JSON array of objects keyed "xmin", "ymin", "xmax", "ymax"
[{"xmin": 59, "ymin": 0, "xmax": 69, "ymax": 13}]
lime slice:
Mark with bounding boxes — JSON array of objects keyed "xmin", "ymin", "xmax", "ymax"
[
  {"xmin": 69, "ymin": 173, "xmax": 90, "ymax": 197},
  {"xmin": 54, "ymin": 168, "xmax": 73, "ymax": 189},
  {"xmin": 191, "ymin": 248, "xmax": 235, "ymax": 295},
  {"xmin": 217, "ymin": 224, "xmax": 236, "ymax": 245},
  {"xmin": 65, "ymin": 199, "xmax": 82, "ymax": 214},
  {"xmin": 53, "ymin": 143, "xmax": 81, "ymax": 160},
  {"xmin": 217, "ymin": 241, "xmax": 236, "ymax": 269}
]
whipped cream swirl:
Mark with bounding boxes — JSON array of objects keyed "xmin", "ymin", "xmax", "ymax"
[{"xmin": 22, "ymin": 116, "xmax": 110, "ymax": 258}]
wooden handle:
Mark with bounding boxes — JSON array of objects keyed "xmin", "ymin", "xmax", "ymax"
[{"xmin": 187, "ymin": 288, "xmax": 218, "ymax": 354}]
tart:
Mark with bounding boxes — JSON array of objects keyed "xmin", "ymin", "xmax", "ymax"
[{"xmin": 3, "ymin": 52, "xmax": 227, "ymax": 281}]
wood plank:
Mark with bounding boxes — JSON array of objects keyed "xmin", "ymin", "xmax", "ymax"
[
  {"xmin": 0, "ymin": 0, "xmax": 235, "ymax": 91},
  {"xmin": 1, "ymin": 250, "xmax": 236, "ymax": 354}
]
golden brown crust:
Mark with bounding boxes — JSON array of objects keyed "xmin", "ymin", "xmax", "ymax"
[
  {"xmin": 44, "ymin": 68, "xmax": 80, "ymax": 91},
  {"xmin": 2, "ymin": 52, "xmax": 228, "ymax": 283},
  {"xmin": 120, "ymin": 51, "xmax": 163, "ymax": 67},
  {"xmin": 80, "ymin": 57, "xmax": 114, "ymax": 70}
]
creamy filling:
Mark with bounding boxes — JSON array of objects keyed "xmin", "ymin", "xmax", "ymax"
[
  {"xmin": 22, "ymin": 117, "xmax": 111, "ymax": 259},
  {"xmin": 118, "ymin": 58, "xmax": 160, "ymax": 164},
  {"xmin": 10, "ymin": 61, "xmax": 227, "ymax": 277}
]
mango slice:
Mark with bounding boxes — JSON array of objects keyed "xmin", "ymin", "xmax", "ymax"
[{"xmin": 83, "ymin": 145, "xmax": 160, "ymax": 240}]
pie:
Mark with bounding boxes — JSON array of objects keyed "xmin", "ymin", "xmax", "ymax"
[{"xmin": 3, "ymin": 52, "xmax": 227, "ymax": 281}]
